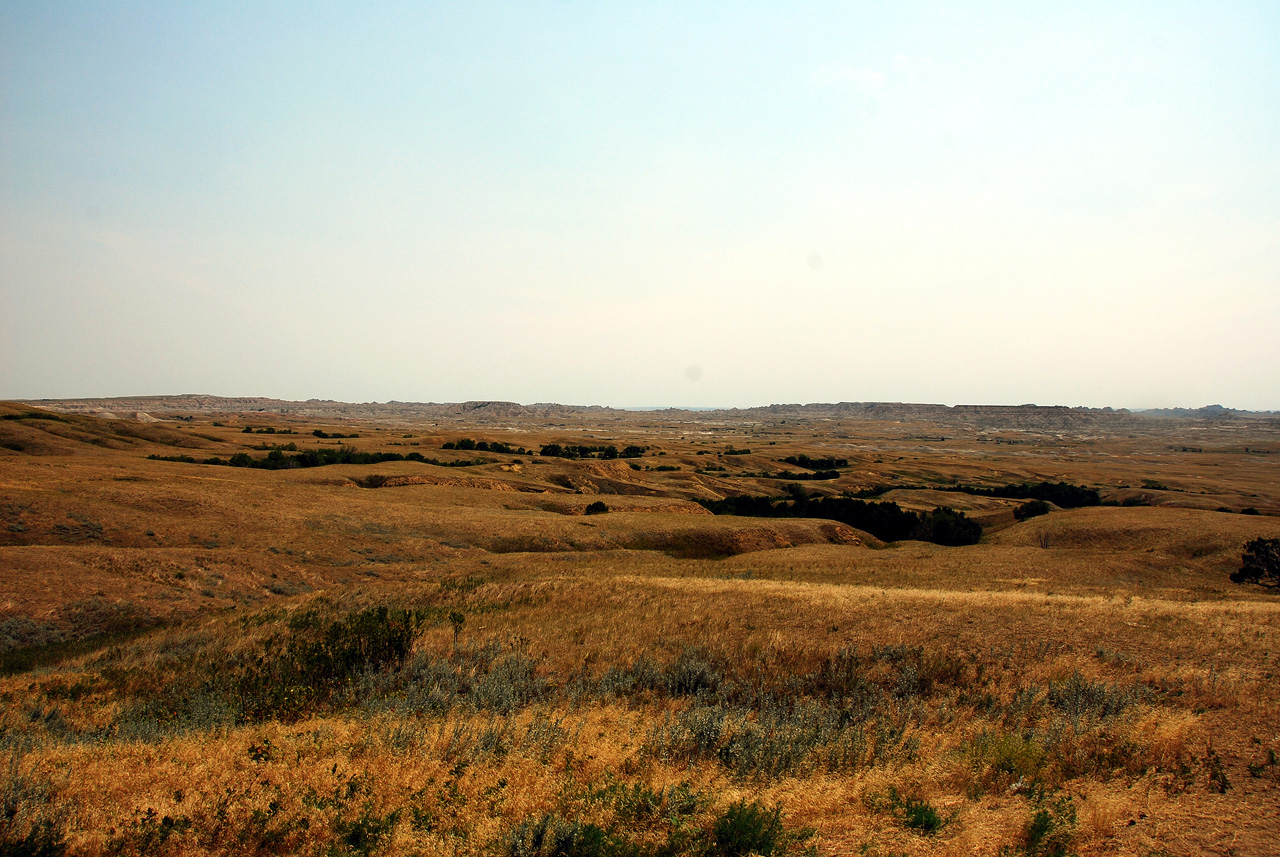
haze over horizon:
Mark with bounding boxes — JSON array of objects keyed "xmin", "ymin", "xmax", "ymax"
[{"xmin": 3, "ymin": 3, "xmax": 1278, "ymax": 410}]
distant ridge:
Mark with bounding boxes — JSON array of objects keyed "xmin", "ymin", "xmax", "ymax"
[
  {"xmin": 17, "ymin": 395, "xmax": 1280, "ymax": 430},
  {"xmin": 1133, "ymin": 404, "xmax": 1280, "ymax": 419}
]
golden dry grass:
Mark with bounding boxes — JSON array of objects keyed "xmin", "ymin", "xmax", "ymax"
[{"xmin": 2, "ymin": 401, "xmax": 1279, "ymax": 855}]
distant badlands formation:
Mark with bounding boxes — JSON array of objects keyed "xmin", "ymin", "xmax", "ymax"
[{"xmin": 19, "ymin": 395, "xmax": 1279, "ymax": 431}]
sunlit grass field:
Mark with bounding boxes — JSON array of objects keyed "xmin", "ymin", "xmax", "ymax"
[{"xmin": 2, "ymin": 402, "xmax": 1279, "ymax": 855}]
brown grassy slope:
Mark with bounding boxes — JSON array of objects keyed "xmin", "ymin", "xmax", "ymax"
[
  {"xmin": 1, "ymin": 403, "xmax": 1279, "ymax": 855},
  {"xmin": 5, "ymin": 559, "xmax": 1278, "ymax": 855}
]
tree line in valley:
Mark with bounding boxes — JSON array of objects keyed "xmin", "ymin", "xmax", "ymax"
[
  {"xmin": 148, "ymin": 449, "xmax": 486, "ymax": 470},
  {"xmin": 442, "ymin": 438, "xmax": 647, "ymax": 460},
  {"xmin": 780, "ymin": 454, "xmax": 849, "ymax": 470},
  {"xmin": 699, "ymin": 493, "xmax": 982, "ymax": 546},
  {"xmin": 537, "ymin": 443, "xmax": 647, "ymax": 460}
]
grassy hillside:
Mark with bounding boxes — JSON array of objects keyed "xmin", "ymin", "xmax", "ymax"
[{"xmin": 1, "ymin": 403, "xmax": 1278, "ymax": 855}]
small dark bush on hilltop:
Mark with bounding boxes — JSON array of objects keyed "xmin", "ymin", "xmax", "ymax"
[{"xmin": 1231, "ymin": 537, "xmax": 1280, "ymax": 586}]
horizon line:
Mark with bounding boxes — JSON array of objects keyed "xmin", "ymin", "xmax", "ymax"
[{"xmin": 9, "ymin": 394, "xmax": 1278, "ymax": 415}]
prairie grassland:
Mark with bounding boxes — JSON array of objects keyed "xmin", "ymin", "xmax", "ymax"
[{"xmin": 1, "ymin": 402, "xmax": 1279, "ymax": 855}]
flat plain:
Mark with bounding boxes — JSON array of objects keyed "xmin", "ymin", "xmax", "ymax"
[{"xmin": 2, "ymin": 398, "xmax": 1278, "ymax": 856}]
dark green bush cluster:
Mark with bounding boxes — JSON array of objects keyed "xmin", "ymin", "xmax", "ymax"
[
  {"xmin": 539, "ymin": 444, "xmax": 646, "ymax": 460},
  {"xmin": 868, "ymin": 787, "xmax": 946, "ymax": 834},
  {"xmin": 102, "ymin": 789, "xmax": 321, "ymax": 856},
  {"xmin": 148, "ymin": 449, "xmax": 486, "ymax": 470},
  {"xmin": 250, "ymin": 441, "xmax": 298, "ymax": 451},
  {"xmin": 1016, "ymin": 795, "xmax": 1076, "ymax": 857},
  {"xmin": 699, "ymin": 495, "xmax": 981, "ymax": 546},
  {"xmin": 500, "ymin": 797, "xmax": 809, "ymax": 857},
  {"xmin": 780, "ymin": 455, "xmax": 848, "ymax": 470},
  {"xmin": 1231, "ymin": 537, "xmax": 1280, "ymax": 586},
  {"xmin": 230, "ymin": 606, "xmax": 425, "ymax": 722},
  {"xmin": 1014, "ymin": 500, "xmax": 1052, "ymax": 521},
  {"xmin": 312, "ymin": 429, "xmax": 359, "ymax": 439},
  {"xmin": 443, "ymin": 438, "xmax": 530, "ymax": 454},
  {"xmin": 584, "ymin": 502, "xmax": 609, "ymax": 515},
  {"xmin": 241, "ymin": 426, "xmax": 294, "ymax": 434},
  {"xmin": 1, "ymin": 411, "xmax": 66, "ymax": 422},
  {"xmin": 119, "ymin": 607, "xmax": 432, "ymax": 729},
  {"xmin": 913, "ymin": 507, "xmax": 984, "ymax": 546}
]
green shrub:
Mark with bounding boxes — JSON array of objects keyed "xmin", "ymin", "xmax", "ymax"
[
  {"xmin": 913, "ymin": 506, "xmax": 982, "ymax": 546},
  {"xmin": 1014, "ymin": 500, "xmax": 1051, "ymax": 521},
  {"xmin": 329, "ymin": 806, "xmax": 400, "ymax": 857},
  {"xmin": 701, "ymin": 494, "xmax": 982, "ymax": 546},
  {"xmin": 150, "ymin": 448, "xmax": 487, "ymax": 470},
  {"xmin": 1205, "ymin": 744, "xmax": 1230, "ymax": 793},
  {"xmin": 501, "ymin": 814, "xmax": 608, "ymax": 857},
  {"xmin": 781, "ymin": 455, "xmax": 847, "ymax": 470},
  {"xmin": 584, "ymin": 501, "xmax": 609, "ymax": 515},
  {"xmin": 1020, "ymin": 795, "xmax": 1076, "ymax": 857},
  {"xmin": 234, "ymin": 606, "xmax": 423, "ymax": 722},
  {"xmin": 711, "ymin": 801, "xmax": 783, "ymax": 857},
  {"xmin": 539, "ymin": 443, "xmax": 623, "ymax": 460},
  {"xmin": 1231, "ymin": 537, "xmax": 1280, "ymax": 586},
  {"xmin": 888, "ymin": 789, "xmax": 945, "ymax": 834}
]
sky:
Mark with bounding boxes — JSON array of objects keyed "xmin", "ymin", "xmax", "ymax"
[{"xmin": 2, "ymin": 2, "xmax": 1278, "ymax": 410}]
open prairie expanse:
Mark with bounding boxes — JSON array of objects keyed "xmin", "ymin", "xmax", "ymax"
[{"xmin": 2, "ymin": 398, "xmax": 1279, "ymax": 856}]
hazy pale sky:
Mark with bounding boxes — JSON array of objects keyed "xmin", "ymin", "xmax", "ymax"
[{"xmin": 3, "ymin": 2, "xmax": 1278, "ymax": 409}]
